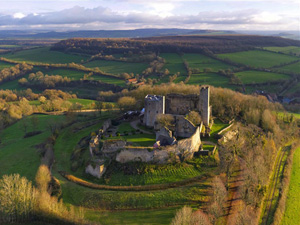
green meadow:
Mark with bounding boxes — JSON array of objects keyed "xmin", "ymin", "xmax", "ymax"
[
  {"xmin": 281, "ymin": 147, "xmax": 300, "ymax": 225},
  {"xmin": 218, "ymin": 50, "xmax": 298, "ymax": 68},
  {"xmin": 278, "ymin": 61, "xmax": 300, "ymax": 74},
  {"xmin": 160, "ymin": 53, "xmax": 187, "ymax": 82},
  {"xmin": 182, "ymin": 53, "xmax": 235, "ymax": 72},
  {"xmin": 187, "ymin": 72, "xmax": 235, "ymax": 89},
  {"xmin": 83, "ymin": 60, "xmax": 148, "ymax": 75},
  {"xmin": 0, "ymin": 47, "xmax": 89, "ymax": 64},
  {"xmin": 264, "ymin": 46, "xmax": 300, "ymax": 56},
  {"xmin": 0, "ymin": 114, "xmax": 66, "ymax": 181},
  {"xmin": 235, "ymin": 70, "xmax": 291, "ymax": 84}
]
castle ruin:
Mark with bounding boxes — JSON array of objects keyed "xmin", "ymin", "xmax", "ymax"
[{"xmin": 144, "ymin": 86, "xmax": 211, "ymax": 127}]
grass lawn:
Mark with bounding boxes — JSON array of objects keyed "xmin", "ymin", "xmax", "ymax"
[
  {"xmin": 68, "ymin": 98, "xmax": 96, "ymax": 108},
  {"xmin": 187, "ymin": 72, "xmax": 235, "ymax": 89},
  {"xmin": 264, "ymin": 46, "xmax": 300, "ymax": 56},
  {"xmin": 278, "ymin": 61, "xmax": 300, "ymax": 74},
  {"xmin": 281, "ymin": 147, "xmax": 300, "ymax": 225},
  {"xmin": 211, "ymin": 119, "xmax": 230, "ymax": 136},
  {"xmin": 104, "ymin": 133, "xmax": 156, "ymax": 147},
  {"xmin": 235, "ymin": 70, "xmax": 291, "ymax": 84},
  {"xmin": 218, "ymin": 50, "xmax": 298, "ymax": 68},
  {"xmin": 0, "ymin": 47, "xmax": 89, "ymax": 64},
  {"xmin": 117, "ymin": 122, "xmax": 135, "ymax": 133},
  {"xmin": 83, "ymin": 60, "xmax": 148, "ymax": 75},
  {"xmin": 0, "ymin": 114, "xmax": 65, "ymax": 181},
  {"xmin": 0, "ymin": 61, "xmax": 15, "ymax": 70},
  {"xmin": 182, "ymin": 53, "xmax": 235, "ymax": 72}
]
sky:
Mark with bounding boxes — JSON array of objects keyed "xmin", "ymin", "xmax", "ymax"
[{"xmin": 0, "ymin": 0, "xmax": 299, "ymax": 31}]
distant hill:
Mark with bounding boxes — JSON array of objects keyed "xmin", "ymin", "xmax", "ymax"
[{"xmin": 0, "ymin": 29, "xmax": 236, "ymax": 39}]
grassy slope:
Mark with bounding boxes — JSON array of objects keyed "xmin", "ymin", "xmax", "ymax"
[
  {"xmin": 83, "ymin": 60, "xmax": 148, "ymax": 75},
  {"xmin": 235, "ymin": 71, "xmax": 290, "ymax": 84},
  {"xmin": 281, "ymin": 147, "xmax": 300, "ymax": 225},
  {"xmin": 182, "ymin": 53, "xmax": 235, "ymax": 72},
  {"xmin": 218, "ymin": 50, "xmax": 298, "ymax": 68},
  {"xmin": 0, "ymin": 114, "xmax": 65, "ymax": 181},
  {"xmin": 0, "ymin": 47, "xmax": 89, "ymax": 64}
]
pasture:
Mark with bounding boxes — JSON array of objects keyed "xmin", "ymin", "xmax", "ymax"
[
  {"xmin": 160, "ymin": 53, "xmax": 187, "ymax": 82},
  {"xmin": 83, "ymin": 60, "xmax": 148, "ymax": 75},
  {"xmin": 281, "ymin": 147, "xmax": 300, "ymax": 225},
  {"xmin": 286, "ymin": 82, "xmax": 300, "ymax": 95},
  {"xmin": 218, "ymin": 50, "xmax": 298, "ymax": 68},
  {"xmin": 278, "ymin": 61, "xmax": 300, "ymax": 74},
  {"xmin": 235, "ymin": 70, "xmax": 291, "ymax": 84},
  {"xmin": 0, "ymin": 47, "xmax": 89, "ymax": 64},
  {"xmin": 182, "ymin": 53, "xmax": 235, "ymax": 72},
  {"xmin": 37, "ymin": 67, "xmax": 85, "ymax": 80},
  {"xmin": 0, "ymin": 114, "xmax": 65, "ymax": 181},
  {"xmin": 187, "ymin": 72, "xmax": 235, "ymax": 89},
  {"xmin": 264, "ymin": 46, "xmax": 300, "ymax": 56}
]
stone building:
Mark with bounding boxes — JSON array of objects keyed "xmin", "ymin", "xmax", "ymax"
[
  {"xmin": 144, "ymin": 95, "xmax": 165, "ymax": 127},
  {"xmin": 143, "ymin": 86, "xmax": 211, "ymax": 127}
]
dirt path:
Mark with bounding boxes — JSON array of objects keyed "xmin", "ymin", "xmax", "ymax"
[
  {"xmin": 130, "ymin": 119, "xmax": 153, "ymax": 134},
  {"xmin": 225, "ymin": 159, "xmax": 244, "ymax": 225}
]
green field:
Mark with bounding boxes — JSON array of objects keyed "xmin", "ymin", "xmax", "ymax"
[
  {"xmin": 187, "ymin": 72, "xmax": 235, "ymax": 89},
  {"xmin": 278, "ymin": 61, "xmax": 300, "ymax": 74},
  {"xmin": 0, "ymin": 114, "xmax": 66, "ymax": 181},
  {"xmin": 0, "ymin": 61, "xmax": 15, "ymax": 70},
  {"xmin": 91, "ymin": 74, "xmax": 126, "ymax": 86},
  {"xmin": 0, "ymin": 47, "xmax": 89, "ymax": 64},
  {"xmin": 36, "ymin": 67, "xmax": 85, "ymax": 80},
  {"xmin": 264, "ymin": 46, "xmax": 300, "ymax": 56},
  {"xmin": 235, "ymin": 70, "xmax": 291, "ymax": 84},
  {"xmin": 160, "ymin": 53, "xmax": 187, "ymax": 82},
  {"xmin": 281, "ymin": 147, "xmax": 300, "ymax": 225},
  {"xmin": 182, "ymin": 53, "xmax": 235, "ymax": 72},
  {"xmin": 83, "ymin": 60, "xmax": 148, "ymax": 75},
  {"xmin": 218, "ymin": 50, "xmax": 298, "ymax": 68}
]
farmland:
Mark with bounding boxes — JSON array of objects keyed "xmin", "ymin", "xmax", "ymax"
[
  {"xmin": 0, "ymin": 47, "xmax": 89, "ymax": 64},
  {"xmin": 235, "ymin": 70, "xmax": 291, "ymax": 84},
  {"xmin": 160, "ymin": 53, "xmax": 187, "ymax": 77},
  {"xmin": 187, "ymin": 72, "xmax": 234, "ymax": 89},
  {"xmin": 278, "ymin": 61, "xmax": 300, "ymax": 74},
  {"xmin": 218, "ymin": 50, "xmax": 298, "ymax": 68},
  {"xmin": 182, "ymin": 53, "xmax": 235, "ymax": 72},
  {"xmin": 264, "ymin": 46, "xmax": 300, "ymax": 56},
  {"xmin": 83, "ymin": 60, "xmax": 148, "ymax": 75},
  {"xmin": 281, "ymin": 147, "xmax": 300, "ymax": 225}
]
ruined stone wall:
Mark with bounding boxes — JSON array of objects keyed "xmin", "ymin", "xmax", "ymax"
[
  {"xmin": 174, "ymin": 115, "xmax": 197, "ymax": 138},
  {"xmin": 144, "ymin": 95, "xmax": 165, "ymax": 127},
  {"xmin": 115, "ymin": 124, "xmax": 202, "ymax": 164},
  {"xmin": 165, "ymin": 94, "xmax": 199, "ymax": 115}
]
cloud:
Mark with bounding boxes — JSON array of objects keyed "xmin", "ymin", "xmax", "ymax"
[{"xmin": 0, "ymin": 5, "xmax": 297, "ymax": 30}]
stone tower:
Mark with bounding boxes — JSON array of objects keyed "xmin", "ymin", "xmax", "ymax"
[
  {"xmin": 199, "ymin": 86, "xmax": 210, "ymax": 126},
  {"xmin": 143, "ymin": 95, "xmax": 165, "ymax": 127}
]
